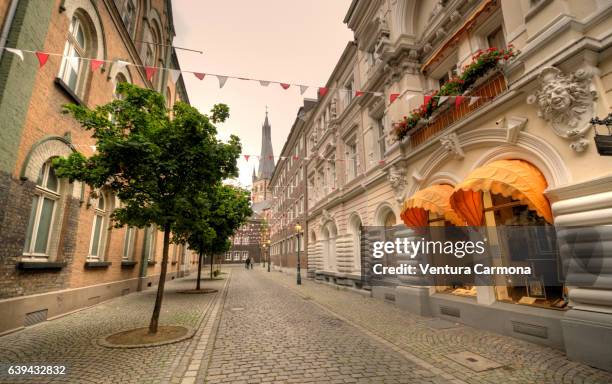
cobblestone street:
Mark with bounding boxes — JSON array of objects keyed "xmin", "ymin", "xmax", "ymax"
[{"xmin": 1, "ymin": 266, "xmax": 612, "ymax": 383}]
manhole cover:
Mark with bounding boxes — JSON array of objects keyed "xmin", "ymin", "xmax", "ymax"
[
  {"xmin": 319, "ymin": 316, "xmax": 344, "ymax": 327},
  {"xmin": 445, "ymin": 351, "xmax": 503, "ymax": 372},
  {"xmin": 230, "ymin": 307, "xmax": 245, "ymax": 311}
]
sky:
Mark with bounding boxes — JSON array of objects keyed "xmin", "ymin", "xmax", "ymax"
[{"xmin": 172, "ymin": 0, "xmax": 353, "ymax": 188}]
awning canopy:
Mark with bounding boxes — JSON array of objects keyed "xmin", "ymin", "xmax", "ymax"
[
  {"xmin": 400, "ymin": 184, "xmax": 467, "ymax": 227},
  {"xmin": 450, "ymin": 159, "xmax": 553, "ymax": 224}
]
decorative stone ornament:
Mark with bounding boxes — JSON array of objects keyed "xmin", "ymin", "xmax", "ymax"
[
  {"xmin": 527, "ymin": 66, "xmax": 597, "ymax": 152},
  {"xmin": 387, "ymin": 163, "xmax": 408, "ymax": 203},
  {"xmin": 439, "ymin": 132, "xmax": 464, "ymax": 159}
]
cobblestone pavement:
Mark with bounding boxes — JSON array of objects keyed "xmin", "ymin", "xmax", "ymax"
[
  {"xmin": 2, "ymin": 267, "xmax": 612, "ymax": 384},
  {"xmin": 202, "ymin": 267, "xmax": 450, "ymax": 384},
  {"xmin": 0, "ymin": 274, "xmax": 227, "ymax": 384},
  {"xmin": 259, "ymin": 268, "xmax": 612, "ymax": 384}
]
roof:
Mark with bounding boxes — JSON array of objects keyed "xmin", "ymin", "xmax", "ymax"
[
  {"xmin": 251, "ymin": 200, "xmax": 272, "ymax": 214},
  {"xmin": 256, "ymin": 112, "xmax": 275, "ymax": 180}
]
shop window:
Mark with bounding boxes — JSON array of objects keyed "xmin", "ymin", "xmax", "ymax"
[
  {"xmin": 484, "ymin": 192, "xmax": 566, "ymax": 309},
  {"xmin": 23, "ymin": 161, "xmax": 61, "ymax": 258}
]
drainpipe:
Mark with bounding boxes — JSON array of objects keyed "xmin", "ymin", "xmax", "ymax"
[{"xmin": 0, "ymin": 0, "xmax": 20, "ymax": 62}]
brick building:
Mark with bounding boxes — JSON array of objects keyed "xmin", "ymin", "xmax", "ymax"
[{"xmin": 0, "ymin": 0, "xmax": 196, "ymax": 335}]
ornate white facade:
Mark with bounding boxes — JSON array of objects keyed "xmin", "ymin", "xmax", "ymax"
[{"xmin": 269, "ymin": 0, "xmax": 612, "ymax": 372}]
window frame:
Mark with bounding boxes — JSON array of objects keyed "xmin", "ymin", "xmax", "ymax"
[{"xmin": 23, "ymin": 161, "xmax": 61, "ymax": 259}]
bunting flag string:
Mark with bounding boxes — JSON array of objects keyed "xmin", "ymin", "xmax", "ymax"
[{"xmin": 1, "ymin": 46, "xmax": 489, "ymax": 106}]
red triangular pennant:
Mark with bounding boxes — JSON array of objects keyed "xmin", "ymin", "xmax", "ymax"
[
  {"xmin": 145, "ymin": 66, "xmax": 157, "ymax": 81},
  {"xmin": 378, "ymin": 159, "xmax": 386, "ymax": 166},
  {"xmin": 194, "ymin": 72, "xmax": 205, "ymax": 80},
  {"xmin": 268, "ymin": 155, "xmax": 274, "ymax": 160},
  {"xmin": 390, "ymin": 93, "xmax": 400, "ymax": 104},
  {"xmin": 280, "ymin": 83, "xmax": 290, "ymax": 90},
  {"xmin": 244, "ymin": 155, "xmax": 250, "ymax": 161},
  {"xmin": 319, "ymin": 87, "xmax": 328, "ymax": 97},
  {"xmin": 424, "ymin": 95, "xmax": 432, "ymax": 105},
  {"xmin": 355, "ymin": 90, "xmax": 364, "ymax": 97},
  {"xmin": 455, "ymin": 96, "xmax": 465, "ymax": 110},
  {"xmin": 90, "ymin": 59, "xmax": 103, "ymax": 72},
  {"xmin": 293, "ymin": 155, "xmax": 299, "ymax": 161},
  {"xmin": 35, "ymin": 52, "xmax": 49, "ymax": 68}
]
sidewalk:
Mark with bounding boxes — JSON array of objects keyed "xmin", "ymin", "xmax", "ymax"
[
  {"xmin": 260, "ymin": 268, "xmax": 612, "ymax": 384},
  {"xmin": 0, "ymin": 273, "xmax": 227, "ymax": 384}
]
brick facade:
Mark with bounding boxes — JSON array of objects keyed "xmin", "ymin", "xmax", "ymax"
[{"xmin": 0, "ymin": 0, "xmax": 196, "ymax": 333}]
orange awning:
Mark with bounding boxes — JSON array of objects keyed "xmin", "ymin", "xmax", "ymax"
[
  {"xmin": 401, "ymin": 184, "xmax": 467, "ymax": 227},
  {"xmin": 450, "ymin": 160, "xmax": 553, "ymax": 224}
]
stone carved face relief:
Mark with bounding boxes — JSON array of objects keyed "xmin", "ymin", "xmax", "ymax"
[{"xmin": 527, "ymin": 67, "xmax": 596, "ymax": 139}]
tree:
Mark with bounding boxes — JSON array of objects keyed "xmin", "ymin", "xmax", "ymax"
[
  {"xmin": 174, "ymin": 184, "xmax": 252, "ymax": 288},
  {"xmin": 53, "ymin": 83, "xmax": 240, "ymax": 333}
]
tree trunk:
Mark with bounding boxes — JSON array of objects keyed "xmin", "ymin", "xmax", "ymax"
[
  {"xmin": 149, "ymin": 223, "xmax": 171, "ymax": 334},
  {"xmin": 196, "ymin": 250, "xmax": 203, "ymax": 290},
  {"xmin": 210, "ymin": 252, "xmax": 214, "ymax": 279}
]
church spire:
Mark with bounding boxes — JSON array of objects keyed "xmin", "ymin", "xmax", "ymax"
[{"xmin": 257, "ymin": 109, "xmax": 275, "ymax": 180}]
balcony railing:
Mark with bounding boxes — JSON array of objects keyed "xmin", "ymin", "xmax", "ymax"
[{"xmin": 409, "ymin": 72, "xmax": 507, "ymax": 148}]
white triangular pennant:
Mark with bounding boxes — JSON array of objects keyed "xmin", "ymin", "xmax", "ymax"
[
  {"xmin": 169, "ymin": 69, "xmax": 181, "ymax": 83},
  {"xmin": 259, "ymin": 80, "xmax": 270, "ymax": 87},
  {"xmin": 299, "ymin": 85, "xmax": 308, "ymax": 95},
  {"xmin": 217, "ymin": 75, "xmax": 228, "ymax": 88},
  {"xmin": 115, "ymin": 60, "xmax": 130, "ymax": 70},
  {"xmin": 438, "ymin": 96, "xmax": 449, "ymax": 104},
  {"xmin": 404, "ymin": 94, "xmax": 416, "ymax": 102},
  {"xmin": 373, "ymin": 92, "xmax": 384, "ymax": 97},
  {"xmin": 469, "ymin": 96, "xmax": 480, "ymax": 106},
  {"xmin": 5, "ymin": 48, "xmax": 23, "ymax": 61}
]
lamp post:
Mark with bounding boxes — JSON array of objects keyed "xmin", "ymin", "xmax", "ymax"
[
  {"xmin": 267, "ymin": 239, "xmax": 271, "ymax": 272},
  {"xmin": 295, "ymin": 223, "xmax": 302, "ymax": 285}
]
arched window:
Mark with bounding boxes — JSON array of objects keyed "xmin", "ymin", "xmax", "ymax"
[
  {"xmin": 23, "ymin": 161, "xmax": 61, "ymax": 258},
  {"xmin": 59, "ymin": 15, "xmax": 92, "ymax": 97},
  {"xmin": 88, "ymin": 193, "xmax": 108, "ymax": 260}
]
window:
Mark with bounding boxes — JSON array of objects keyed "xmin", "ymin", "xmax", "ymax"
[
  {"xmin": 122, "ymin": 227, "xmax": 136, "ymax": 260},
  {"xmin": 88, "ymin": 193, "xmax": 107, "ymax": 260},
  {"xmin": 344, "ymin": 77, "xmax": 354, "ymax": 107},
  {"xmin": 122, "ymin": 0, "xmax": 137, "ymax": 37},
  {"xmin": 23, "ymin": 161, "xmax": 60, "ymax": 258},
  {"xmin": 346, "ymin": 140, "xmax": 358, "ymax": 180},
  {"xmin": 59, "ymin": 16, "xmax": 88, "ymax": 95},
  {"xmin": 438, "ymin": 64, "xmax": 457, "ymax": 88},
  {"xmin": 143, "ymin": 226, "xmax": 156, "ymax": 261},
  {"xmin": 225, "ymin": 252, "xmax": 231, "ymax": 261},
  {"xmin": 487, "ymin": 26, "xmax": 506, "ymax": 49}
]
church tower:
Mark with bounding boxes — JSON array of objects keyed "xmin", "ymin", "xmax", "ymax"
[{"xmin": 252, "ymin": 110, "xmax": 275, "ymax": 204}]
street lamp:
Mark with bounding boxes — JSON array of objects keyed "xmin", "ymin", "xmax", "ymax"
[
  {"xmin": 295, "ymin": 223, "xmax": 302, "ymax": 285},
  {"xmin": 267, "ymin": 239, "xmax": 271, "ymax": 272}
]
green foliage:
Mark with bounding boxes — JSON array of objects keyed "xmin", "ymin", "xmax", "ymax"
[
  {"xmin": 175, "ymin": 184, "xmax": 253, "ymax": 256},
  {"xmin": 53, "ymin": 83, "xmax": 241, "ymax": 230},
  {"xmin": 210, "ymin": 104, "xmax": 230, "ymax": 124}
]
